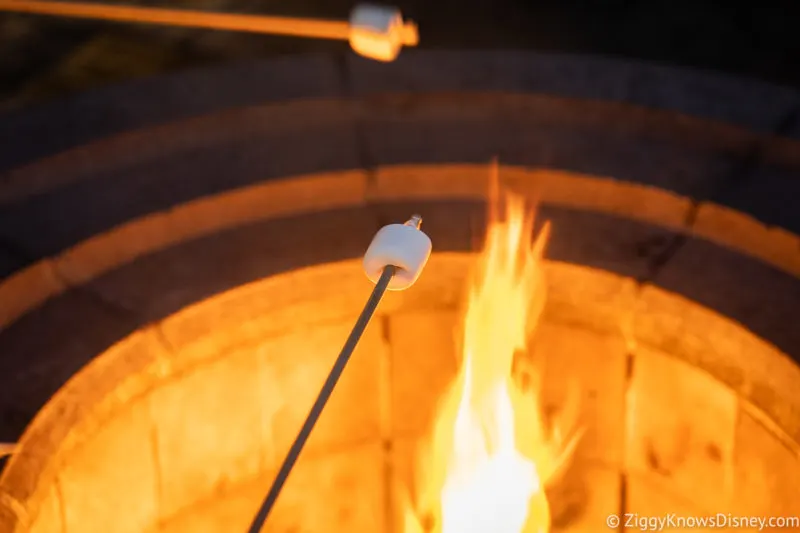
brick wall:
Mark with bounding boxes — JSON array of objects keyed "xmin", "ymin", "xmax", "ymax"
[
  {"xmin": 1, "ymin": 163, "xmax": 798, "ymax": 532},
  {"xmin": 13, "ymin": 256, "xmax": 800, "ymax": 533}
]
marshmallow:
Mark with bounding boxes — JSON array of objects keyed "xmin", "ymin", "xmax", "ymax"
[
  {"xmin": 363, "ymin": 216, "xmax": 432, "ymax": 290},
  {"xmin": 349, "ymin": 3, "xmax": 418, "ymax": 62}
]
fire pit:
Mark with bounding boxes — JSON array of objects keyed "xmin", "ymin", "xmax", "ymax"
[{"xmin": 0, "ymin": 51, "xmax": 798, "ymax": 533}]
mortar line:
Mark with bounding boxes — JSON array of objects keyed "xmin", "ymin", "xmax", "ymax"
[
  {"xmin": 726, "ymin": 395, "xmax": 742, "ymax": 509},
  {"xmin": 334, "ymin": 53, "xmax": 380, "ymax": 202},
  {"xmin": 617, "ymin": 341, "xmax": 634, "ymax": 532},
  {"xmin": 616, "ymin": 336, "xmax": 635, "ymax": 529},
  {"xmin": 151, "ymin": 320, "xmax": 177, "ymax": 355},
  {"xmin": 0, "ymin": 231, "xmax": 138, "ymax": 325},
  {"xmin": 378, "ymin": 313, "xmax": 395, "ymax": 533},
  {"xmin": 51, "ymin": 260, "xmax": 140, "ymax": 319},
  {"xmin": 617, "ymin": 472, "xmax": 628, "ymax": 532},
  {"xmin": 618, "ymin": 265, "xmax": 643, "ymax": 531},
  {"xmin": 148, "ymin": 413, "xmax": 164, "ymax": 533},
  {"xmin": 621, "ymin": 108, "xmax": 786, "ymax": 515},
  {"xmin": 638, "ymin": 107, "xmax": 798, "ymax": 287},
  {"xmin": 54, "ymin": 475, "xmax": 66, "ymax": 533},
  {"xmin": 618, "ymin": 336, "xmax": 635, "ymax": 530},
  {"xmin": 707, "ymin": 104, "xmax": 799, "ymax": 207},
  {"xmin": 0, "ymin": 483, "xmax": 30, "ymax": 530},
  {"xmin": 636, "ymin": 198, "xmax": 698, "ymax": 286}
]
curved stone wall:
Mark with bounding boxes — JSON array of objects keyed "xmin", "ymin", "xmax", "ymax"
[
  {"xmin": 2, "ymin": 51, "xmax": 799, "ymax": 175},
  {"xmin": 0, "ymin": 51, "xmax": 798, "ymax": 533},
  {"xmin": 0, "ymin": 164, "xmax": 798, "ymax": 532},
  {"xmin": 3, "ymin": 256, "xmax": 800, "ymax": 533},
  {"xmin": 0, "ymin": 164, "xmax": 798, "ymax": 446}
]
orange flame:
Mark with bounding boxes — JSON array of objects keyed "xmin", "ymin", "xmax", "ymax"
[{"xmin": 403, "ymin": 162, "xmax": 580, "ymax": 533}]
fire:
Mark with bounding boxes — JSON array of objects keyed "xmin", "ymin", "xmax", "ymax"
[{"xmin": 403, "ymin": 163, "xmax": 580, "ymax": 533}]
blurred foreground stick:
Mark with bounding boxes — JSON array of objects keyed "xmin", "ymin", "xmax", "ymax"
[{"xmin": 0, "ymin": 0, "xmax": 419, "ymax": 61}]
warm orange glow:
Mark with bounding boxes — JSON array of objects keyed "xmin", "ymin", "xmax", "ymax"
[
  {"xmin": 0, "ymin": 0, "xmax": 351, "ymax": 39},
  {"xmin": 404, "ymin": 163, "xmax": 581, "ymax": 533}
]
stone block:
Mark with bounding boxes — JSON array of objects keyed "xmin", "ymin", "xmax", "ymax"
[
  {"xmin": 372, "ymin": 172, "xmax": 687, "ymax": 283},
  {"xmin": 54, "ymin": 327, "xmax": 171, "ymax": 448},
  {"xmin": 91, "ymin": 208, "xmax": 377, "ymax": 323},
  {"xmin": 390, "ymin": 436, "xmax": 418, "ymax": 499},
  {"xmin": 369, "ymin": 165, "xmax": 490, "ymax": 202},
  {"xmin": 625, "ymin": 474, "xmax": 719, "ymax": 532},
  {"xmin": 357, "ymin": 93, "xmax": 508, "ymax": 167},
  {"xmin": 0, "ymin": 259, "xmax": 65, "ymax": 331},
  {"xmin": 692, "ymin": 201, "xmax": 800, "ymax": 278},
  {"xmin": 543, "ymin": 262, "xmax": 638, "ymax": 337},
  {"xmin": 503, "ymin": 167, "xmax": 692, "ymax": 232},
  {"xmin": 346, "ymin": 51, "xmax": 632, "ymax": 99},
  {"xmin": 264, "ymin": 441, "xmax": 385, "ymax": 533},
  {"xmin": 0, "ymin": 289, "xmax": 138, "ymax": 442},
  {"xmin": 58, "ymin": 402, "xmax": 157, "ymax": 533},
  {"xmin": 530, "ymin": 323, "xmax": 628, "ymax": 465},
  {"xmin": 62, "ymin": 326, "xmax": 170, "ymax": 424},
  {"xmin": 551, "ymin": 462, "xmax": 620, "ymax": 533},
  {"xmin": 156, "ymin": 259, "xmax": 376, "ymax": 365},
  {"xmin": 347, "ymin": 51, "xmax": 800, "ymax": 135},
  {"xmin": 357, "ymin": 92, "xmax": 746, "ymax": 200},
  {"xmin": 0, "ymin": 54, "xmax": 343, "ymax": 176},
  {"xmin": 370, "ymin": 164, "xmax": 692, "ymax": 237},
  {"xmin": 153, "ymin": 478, "xmax": 258, "ymax": 533},
  {"xmin": 0, "ymin": 504, "xmax": 14, "ymax": 533},
  {"xmin": 716, "ymin": 163, "xmax": 800, "ymax": 236},
  {"xmin": 0, "ymin": 100, "xmax": 362, "ymax": 260},
  {"xmin": 148, "ymin": 347, "xmax": 266, "ymax": 518},
  {"xmin": 258, "ymin": 320, "xmax": 387, "ymax": 459},
  {"xmin": 633, "ymin": 284, "xmax": 800, "ymax": 444},
  {"xmin": 378, "ymin": 254, "xmax": 471, "ymax": 315},
  {"xmin": 388, "ymin": 310, "xmax": 460, "ymax": 437},
  {"xmin": 27, "ymin": 482, "xmax": 62, "ymax": 533},
  {"xmin": 625, "ymin": 347, "xmax": 737, "ymax": 515},
  {"xmin": 0, "ymin": 326, "xmax": 169, "ymax": 518},
  {"xmin": 56, "ymin": 171, "xmax": 368, "ymax": 287},
  {"xmin": 732, "ymin": 406, "xmax": 800, "ymax": 517},
  {"xmin": 537, "ymin": 207, "xmax": 679, "ymax": 281},
  {"xmin": 652, "ymin": 236, "xmax": 800, "ymax": 360}
]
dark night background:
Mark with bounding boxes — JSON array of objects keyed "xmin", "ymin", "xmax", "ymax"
[{"xmin": 1, "ymin": 1, "xmax": 799, "ymax": 112}]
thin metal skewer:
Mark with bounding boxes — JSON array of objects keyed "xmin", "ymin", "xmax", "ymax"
[
  {"xmin": 0, "ymin": 0, "xmax": 352, "ymax": 40},
  {"xmin": 246, "ymin": 264, "xmax": 398, "ymax": 533},
  {"xmin": 0, "ymin": 0, "xmax": 419, "ymax": 46}
]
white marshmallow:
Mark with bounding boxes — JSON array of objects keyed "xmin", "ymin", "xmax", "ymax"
[
  {"xmin": 363, "ymin": 220, "xmax": 432, "ymax": 290},
  {"xmin": 348, "ymin": 3, "xmax": 417, "ymax": 62}
]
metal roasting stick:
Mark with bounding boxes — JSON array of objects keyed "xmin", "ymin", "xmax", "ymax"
[
  {"xmin": 247, "ymin": 215, "xmax": 431, "ymax": 533},
  {"xmin": 0, "ymin": 0, "xmax": 419, "ymax": 61},
  {"xmin": 0, "ymin": 0, "xmax": 351, "ymax": 40},
  {"xmin": 246, "ymin": 266, "xmax": 395, "ymax": 533}
]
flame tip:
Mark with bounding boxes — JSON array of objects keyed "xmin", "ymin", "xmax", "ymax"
[{"xmin": 406, "ymin": 166, "xmax": 576, "ymax": 533}]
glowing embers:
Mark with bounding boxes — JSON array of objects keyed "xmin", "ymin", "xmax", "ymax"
[{"xmin": 403, "ymin": 165, "xmax": 581, "ymax": 533}]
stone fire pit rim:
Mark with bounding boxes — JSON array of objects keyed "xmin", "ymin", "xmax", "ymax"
[
  {"xmin": 1, "ymin": 254, "xmax": 798, "ymax": 533},
  {"xmin": 0, "ymin": 49, "xmax": 798, "ymax": 174},
  {"xmin": 1, "ymin": 165, "xmax": 797, "ymax": 335}
]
